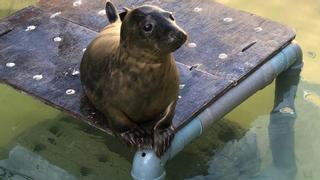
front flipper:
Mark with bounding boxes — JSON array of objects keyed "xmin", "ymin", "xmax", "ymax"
[
  {"xmin": 153, "ymin": 101, "xmax": 177, "ymax": 157},
  {"xmin": 105, "ymin": 106, "xmax": 150, "ymax": 147},
  {"xmin": 117, "ymin": 126, "xmax": 150, "ymax": 147},
  {"xmin": 153, "ymin": 126, "xmax": 175, "ymax": 157}
]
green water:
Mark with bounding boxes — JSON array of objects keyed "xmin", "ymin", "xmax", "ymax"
[{"xmin": 0, "ymin": 0, "xmax": 319, "ymax": 179}]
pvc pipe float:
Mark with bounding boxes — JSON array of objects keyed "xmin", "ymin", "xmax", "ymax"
[
  {"xmin": 131, "ymin": 42, "xmax": 303, "ymax": 180},
  {"xmin": 267, "ymin": 43, "xmax": 303, "ymax": 179}
]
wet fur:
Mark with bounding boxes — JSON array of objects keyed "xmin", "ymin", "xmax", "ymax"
[{"xmin": 80, "ymin": 2, "xmax": 187, "ymax": 157}]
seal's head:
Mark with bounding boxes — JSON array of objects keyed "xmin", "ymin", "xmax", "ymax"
[{"xmin": 119, "ymin": 5, "xmax": 187, "ymax": 54}]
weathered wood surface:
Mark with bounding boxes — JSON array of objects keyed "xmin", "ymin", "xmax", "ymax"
[
  {"xmin": 0, "ymin": 0, "xmax": 295, "ymax": 134},
  {"xmin": 38, "ymin": 0, "xmax": 296, "ymax": 80}
]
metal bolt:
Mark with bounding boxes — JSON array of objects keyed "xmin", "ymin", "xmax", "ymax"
[
  {"xmin": 73, "ymin": 0, "xmax": 82, "ymax": 7},
  {"xmin": 179, "ymin": 84, "xmax": 185, "ymax": 89},
  {"xmin": 98, "ymin": 10, "xmax": 106, "ymax": 15},
  {"xmin": 53, "ymin": 37, "xmax": 62, "ymax": 42},
  {"xmin": 254, "ymin": 27, "xmax": 263, "ymax": 32},
  {"xmin": 223, "ymin": 17, "xmax": 233, "ymax": 22},
  {"xmin": 218, "ymin": 53, "xmax": 228, "ymax": 59},
  {"xmin": 188, "ymin": 42, "xmax": 197, "ymax": 48},
  {"xmin": 66, "ymin": 89, "xmax": 76, "ymax": 95},
  {"xmin": 72, "ymin": 69, "xmax": 80, "ymax": 76},
  {"xmin": 33, "ymin": 74, "xmax": 43, "ymax": 80},
  {"xmin": 25, "ymin": 25, "xmax": 36, "ymax": 31},
  {"xmin": 194, "ymin": 7, "xmax": 202, "ymax": 12},
  {"xmin": 6, "ymin": 62, "xmax": 15, "ymax": 67},
  {"xmin": 50, "ymin": 12, "xmax": 62, "ymax": 18}
]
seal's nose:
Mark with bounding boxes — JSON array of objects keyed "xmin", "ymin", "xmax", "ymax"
[
  {"xmin": 178, "ymin": 31, "xmax": 187, "ymax": 43},
  {"xmin": 168, "ymin": 30, "xmax": 187, "ymax": 43},
  {"xmin": 167, "ymin": 28, "xmax": 188, "ymax": 52}
]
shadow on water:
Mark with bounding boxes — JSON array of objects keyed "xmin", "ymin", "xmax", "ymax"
[
  {"xmin": 0, "ymin": 109, "xmax": 250, "ymax": 180},
  {"xmin": 166, "ymin": 119, "xmax": 251, "ymax": 180}
]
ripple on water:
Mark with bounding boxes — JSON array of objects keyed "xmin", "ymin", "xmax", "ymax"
[{"xmin": 307, "ymin": 51, "xmax": 317, "ymax": 59}]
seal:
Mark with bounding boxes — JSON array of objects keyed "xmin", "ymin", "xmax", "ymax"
[{"xmin": 80, "ymin": 1, "xmax": 187, "ymax": 157}]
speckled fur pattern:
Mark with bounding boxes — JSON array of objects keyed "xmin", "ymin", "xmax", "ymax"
[{"xmin": 80, "ymin": 2, "xmax": 187, "ymax": 157}]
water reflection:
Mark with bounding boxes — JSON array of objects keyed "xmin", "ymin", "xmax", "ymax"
[
  {"xmin": 184, "ymin": 45, "xmax": 303, "ymax": 180},
  {"xmin": 255, "ymin": 57, "xmax": 303, "ymax": 180}
]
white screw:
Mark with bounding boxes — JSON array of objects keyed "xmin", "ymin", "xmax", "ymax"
[
  {"xmin": 6, "ymin": 62, "xmax": 15, "ymax": 67},
  {"xmin": 254, "ymin": 27, "xmax": 263, "ymax": 32},
  {"xmin": 50, "ymin": 12, "xmax": 62, "ymax": 18},
  {"xmin": 82, "ymin": 48, "xmax": 87, "ymax": 52},
  {"xmin": 66, "ymin": 89, "xmax": 76, "ymax": 95},
  {"xmin": 98, "ymin": 10, "xmax": 106, "ymax": 15},
  {"xmin": 188, "ymin": 42, "xmax": 197, "ymax": 48},
  {"xmin": 178, "ymin": 96, "xmax": 182, "ymax": 99},
  {"xmin": 25, "ymin": 25, "xmax": 36, "ymax": 31},
  {"xmin": 33, "ymin": 74, "xmax": 43, "ymax": 80},
  {"xmin": 194, "ymin": 7, "xmax": 202, "ymax": 12},
  {"xmin": 53, "ymin": 37, "xmax": 62, "ymax": 42},
  {"xmin": 223, "ymin": 17, "xmax": 233, "ymax": 22},
  {"xmin": 72, "ymin": 69, "xmax": 80, "ymax": 76},
  {"xmin": 218, "ymin": 53, "xmax": 228, "ymax": 59},
  {"xmin": 179, "ymin": 84, "xmax": 185, "ymax": 89},
  {"xmin": 73, "ymin": 0, "xmax": 82, "ymax": 7}
]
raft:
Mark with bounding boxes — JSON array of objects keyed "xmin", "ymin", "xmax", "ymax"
[{"xmin": 0, "ymin": 0, "xmax": 303, "ymax": 179}]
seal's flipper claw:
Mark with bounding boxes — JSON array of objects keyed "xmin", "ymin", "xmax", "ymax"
[
  {"xmin": 116, "ymin": 126, "xmax": 149, "ymax": 148},
  {"xmin": 153, "ymin": 127, "xmax": 175, "ymax": 157}
]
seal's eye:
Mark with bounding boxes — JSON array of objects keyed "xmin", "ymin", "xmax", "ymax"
[
  {"xmin": 143, "ymin": 24, "xmax": 153, "ymax": 32},
  {"xmin": 169, "ymin": 14, "xmax": 175, "ymax": 21}
]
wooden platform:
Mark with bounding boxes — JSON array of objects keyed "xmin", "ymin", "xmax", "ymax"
[{"xmin": 0, "ymin": 0, "xmax": 295, "ymax": 135}]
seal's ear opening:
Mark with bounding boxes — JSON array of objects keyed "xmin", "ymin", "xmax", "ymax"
[{"xmin": 119, "ymin": 7, "xmax": 130, "ymax": 21}]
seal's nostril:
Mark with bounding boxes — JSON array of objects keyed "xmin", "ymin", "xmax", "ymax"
[
  {"xmin": 169, "ymin": 29, "xmax": 188, "ymax": 43},
  {"xmin": 168, "ymin": 32, "xmax": 175, "ymax": 38},
  {"xmin": 168, "ymin": 32, "xmax": 177, "ymax": 42}
]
